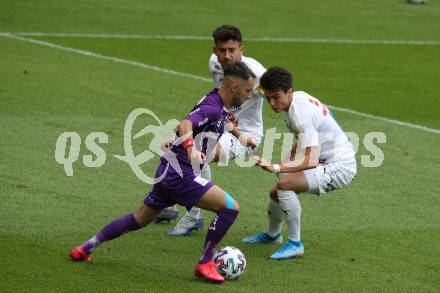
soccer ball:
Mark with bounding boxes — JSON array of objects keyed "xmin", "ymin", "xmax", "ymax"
[{"xmin": 213, "ymin": 246, "xmax": 246, "ymax": 280}]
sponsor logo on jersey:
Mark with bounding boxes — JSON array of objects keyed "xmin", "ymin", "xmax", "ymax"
[{"xmin": 198, "ymin": 117, "xmax": 208, "ymax": 127}]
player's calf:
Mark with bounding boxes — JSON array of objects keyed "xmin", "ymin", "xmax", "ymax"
[
  {"xmin": 69, "ymin": 203, "xmax": 159, "ymax": 260},
  {"xmin": 196, "ymin": 188, "xmax": 239, "ymax": 282}
]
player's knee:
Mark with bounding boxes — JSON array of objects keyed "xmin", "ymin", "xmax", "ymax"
[
  {"xmin": 224, "ymin": 191, "xmax": 239, "ymax": 212},
  {"xmin": 134, "ymin": 203, "xmax": 159, "ymax": 227},
  {"xmin": 233, "ymin": 200, "xmax": 240, "ymax": 212},
  {"xmin": 214, "ymin": 144, "xmax": 226, "ymax": 163},
  {"xmin": 134, "ymin": 206, "xmax": 148, "ymax": 227}
]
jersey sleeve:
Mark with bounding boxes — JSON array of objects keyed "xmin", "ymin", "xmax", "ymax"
[
  {"xmin": 185, "ymin": 101, "xmax": 219, "ymax": 130},
  {"xmin": 246, "ymin": 57, "xmax": 267, "ymax": 80},
  {"xmin": 208, "ymin": 54, "xmax": 223, "ymax": 88},
  {"xmin": 242, "ymin": 56, "xmax": 267, "ymax": 99}
]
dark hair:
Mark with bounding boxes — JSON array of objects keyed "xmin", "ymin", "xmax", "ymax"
[
  {"xmin": 260, "ymin": 66, "xmax": 293, "ymax": 93},
  {"xmin": 223, "ymin": 62, "xmax": 256, "ymax": 81},
  {"xmin": 212, "ymin": 25, "xmax": 242, "ymax": 44}
]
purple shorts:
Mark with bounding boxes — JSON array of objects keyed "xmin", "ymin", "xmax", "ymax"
[{"xmin": 144, "ymin": 161, "xmax": 214, "ymax": 211}]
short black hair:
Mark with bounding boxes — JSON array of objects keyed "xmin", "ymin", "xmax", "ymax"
[
  {"xmin": 223, "ymin": 62, "xmax": 256, "ymax": 81},
  {"xmin": 212, "ymin": 25, "xmax": 242, "ymax": 44},
  {"xmin": 260, "ymin": 66, "xmax": 293, "ymax": 93}
]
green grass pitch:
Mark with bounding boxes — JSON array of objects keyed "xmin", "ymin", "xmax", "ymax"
[{"xmin": 1, "ymin": 0, "xmax": 439, "ymax": 291}]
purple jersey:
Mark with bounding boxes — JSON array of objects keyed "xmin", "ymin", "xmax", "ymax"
[
  {"xmin": 163, "ymin": 89, "xmax": 228, "ymax": 167},
  {"xmin": 145, "ymin": 89, "xmax": 228, "ymax": 211}
]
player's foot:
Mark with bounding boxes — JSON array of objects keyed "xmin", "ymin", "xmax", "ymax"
[
  {"xmin": 69, "ymin": 246, "xmax": 92, "ymax": 262},
  {"xmin": 167, "ymin": 215, "xmax": 204, "ymax": 236},
  {"xmin": 194, "ymin": 261, "xmax": 224, "ymax": 283},
  {"xmin": 154, "ymin": 206, "xmax": 180, "ymax": 223},
  {"xmin": 270, "ymin": 240, "xmax": 304, "ymax": 260},
  {"xmin": 241, "ymin": 232, "xmax": 282, "ymax": 244}
]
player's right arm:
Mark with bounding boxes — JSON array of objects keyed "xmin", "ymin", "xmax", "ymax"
[{"xmin": 181, "ymin": 99, "xmax": 219, "ymax": 164}]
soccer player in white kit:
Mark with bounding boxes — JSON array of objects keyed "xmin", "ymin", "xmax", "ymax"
[
  {"xmin": 242, "ymin": 66, "xmax": 357, "ymax": 260},
  {"xmin": 161, "ymin": 25, "xmax": 267, "ymax": 236}
]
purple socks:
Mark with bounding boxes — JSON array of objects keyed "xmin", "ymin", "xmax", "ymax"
[
  {"xmin": 80, "ymin": 209, "xmax": 238, "ymax": 263},
  {"xmin": 82, "ymin": 213, "xmax": 140, "ymax": 254},
  {"xmin": 199, "ymin": 208, "xmax": 239, "ymax": 264}
]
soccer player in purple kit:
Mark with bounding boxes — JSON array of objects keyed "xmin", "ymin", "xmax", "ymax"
[
  {"xmin": 162, "ymin": 25, "xmax": 266, "ymax": 236},
  {"xmin": 69, "ymin": 62, "xmax": 256, "ymax": 283}
]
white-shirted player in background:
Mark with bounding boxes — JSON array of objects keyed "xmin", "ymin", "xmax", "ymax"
[
  {"xmin": 242, "ymin": 66, "xmax": 357, "ymax": 260},
  {"xmin": 158, "ymin": 25, "xmax": 267, "ymax": 236}
]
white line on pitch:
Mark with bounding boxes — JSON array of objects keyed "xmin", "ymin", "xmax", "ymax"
[
  {"xmin": 2, "ymin": 34, "xmax": 439, "ymax": 135},
  {"xmin": 3, "ymin": 34, "xmax": 210, "ymax": 83},
  {"xmin": 1, "ymin": 32, "xmax": 440, "ymax": 46},
  {"xmin": 329, "ymin": 106, "xmax": 440, "ymax": 134}
]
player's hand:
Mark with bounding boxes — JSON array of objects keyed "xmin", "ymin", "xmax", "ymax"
[
  {"xmin": 225, "ymin": 112, "xmax": 238, "ymax": 132},
  {"xmin": 251, "ymin": 155, "xmax": 274, "ymax": 173},
  {"xmin": 228, "ymin": 112, "xmax": 238, "ymax": 127},
  {"xmin": 225, "ymin": 121, "xmax": 235, "ymax": 132},
  {"xmin": 161, "ymin": 137, "xmax": 174, "ymax": 150}
]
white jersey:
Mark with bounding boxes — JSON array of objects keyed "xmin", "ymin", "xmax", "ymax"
[
  {"xmin": 285, "ymin": 91, "xmax": 355, "ymax": 163},
  {"xmin": 209, "ymin": 54, "xmax": 266, "ymax": 143}
]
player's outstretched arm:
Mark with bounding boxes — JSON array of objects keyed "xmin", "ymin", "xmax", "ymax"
[{"xmin": 252, "ymin": 146, "xmax": 319, "ymax": 174}]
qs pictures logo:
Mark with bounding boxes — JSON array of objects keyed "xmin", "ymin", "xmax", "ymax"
[
  {"xmin": 54, "ymin": 108, "xmax": 180, "ymax": 184},
  {"xmin": 55, "ymin": 108, "xmax": 387, "ymax": 184}
]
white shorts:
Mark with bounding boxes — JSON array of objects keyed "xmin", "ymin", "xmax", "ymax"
[
  {"xmin": 303, "ymin": 160, "xmax": 357, "ymax": 195},
  {"xmin": 217, "ymin": 132, "xmax": 259, "ymax": 161}
]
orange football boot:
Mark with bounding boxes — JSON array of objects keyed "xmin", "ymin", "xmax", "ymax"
[
  {"xmin": 194, "ymin": 261, "xmax": 224, "ymax": 283},
  {"xmin": 69, "ymin": 246, "xmax": 92, "ymax": 262}
]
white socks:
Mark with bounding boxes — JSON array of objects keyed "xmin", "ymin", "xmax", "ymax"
[
  {"xmin": 187, "ymin": 206, "xmax": 202, "ymax": 219},
  {"xmin": 201, "ymin": 164, "xmax": 212, "ymax": 181},
  {"xmin": 267, "ymin": 198, "xmax": 283, "ymax": 237},
  {"xmin": 274, "ymin": 189, "xmax": 301, "ymax": 242}
]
